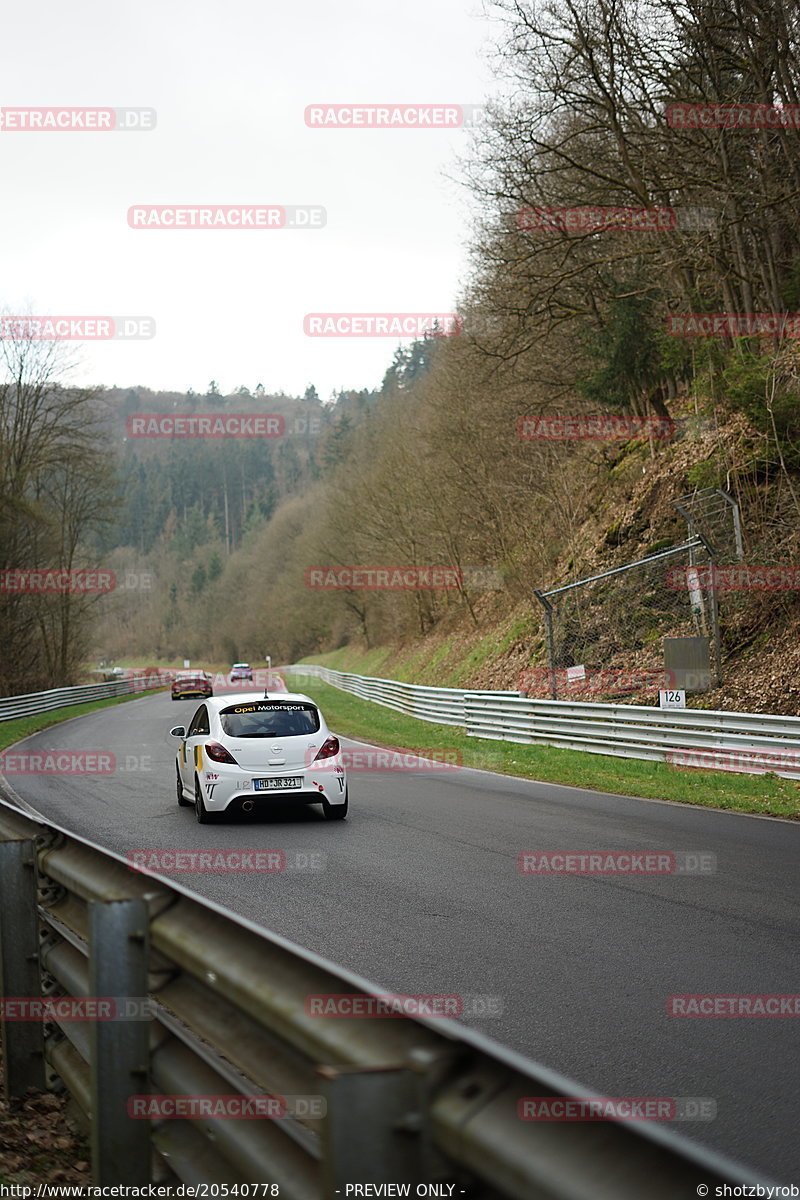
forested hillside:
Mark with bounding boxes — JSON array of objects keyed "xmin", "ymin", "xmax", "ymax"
[{"xmin": 5, "ymin": 0, "xmax": 800, "ymax": 710}]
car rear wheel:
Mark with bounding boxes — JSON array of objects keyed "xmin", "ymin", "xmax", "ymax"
[
  {"xmin": 322, "ymin": 789, "xmax": 348, "ymax": 821},
  {"xmin": 177, "ymin": 765, "xmax": 191, "ymax": 806},
  {"xmin": 195, "ymin": 776, "xmax": 213, "ymax": 824}
]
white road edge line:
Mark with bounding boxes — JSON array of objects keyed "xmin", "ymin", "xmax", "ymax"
[
  {"xmin": 0, "ymin": 691, "xmax": 795, "ymax": 827},
  {"xmin": 339, "ymin": 734, "xmax": 800, "ymax": 825}
]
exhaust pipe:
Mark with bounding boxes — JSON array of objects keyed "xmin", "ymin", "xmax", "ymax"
[{"xmin": 241, "ymin": 799, "xmax": 255, "ymax": 814}]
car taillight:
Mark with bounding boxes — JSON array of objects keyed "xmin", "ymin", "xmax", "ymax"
[
  {"xmin": 205, "ymin": 742, "xmax": 238, "ymax": 765},
  {"xmin": 314, "ymin": 736, "xmax": 339, "ymax": 761}
]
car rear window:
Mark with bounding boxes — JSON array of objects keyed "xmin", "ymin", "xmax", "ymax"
[{"xmin": 219, "ymin": 701, "xmax": 320, "ymax": 738}]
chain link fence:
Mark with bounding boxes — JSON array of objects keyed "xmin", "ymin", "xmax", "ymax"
[
  {"xmin": 672, "ymin": 487, "xmax": 743, "ymax": 564},
  {"xmin": 525, "ymin": 489, "xmax": 748, "ymax": 701},
  {"xmin": 529, "ymin": 539, "xmax": 721, "ymax": 700},
  {"xmin": 672, "ymin": 487, "xmax": 777, "ymax": 667}
]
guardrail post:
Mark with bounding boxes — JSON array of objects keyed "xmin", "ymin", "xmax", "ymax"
[
  {"xmin": 88, "ymin": 898, "xmax": 151, "ymax": 1185},
  {"xmin": 0, "ymin": 838, "xmax": 46, "ymax": 1096},
  {"xmin": 319, "ymin": 1065, "xmax": 428, "ymax": 1185}
]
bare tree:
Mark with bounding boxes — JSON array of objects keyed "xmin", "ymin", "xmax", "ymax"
[{"xmin": 0, "ymin": 327, "xmax": 117, "ymax": 692}]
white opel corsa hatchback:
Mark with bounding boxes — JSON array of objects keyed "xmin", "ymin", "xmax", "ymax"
[{"xmin": 171, "ymin": 692, "xmax": 348, "ymax": 823}]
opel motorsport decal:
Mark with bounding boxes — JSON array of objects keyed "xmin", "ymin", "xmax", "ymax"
[{"xmin": 221, "ymin": 702, "xmax": 311, "ymax": 713}]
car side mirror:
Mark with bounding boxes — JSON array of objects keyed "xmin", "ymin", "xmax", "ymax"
[{"xmin": 170, "ymin": 726, "xmax": 186, "ymax": 738}]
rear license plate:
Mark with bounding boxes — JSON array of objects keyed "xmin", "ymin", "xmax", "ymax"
[{"xmin": 253, "ymin": 777, "xmax": 302, "ymax": 790}]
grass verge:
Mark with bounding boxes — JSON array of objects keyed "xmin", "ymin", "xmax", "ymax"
[{"xmin": 292, "ymin": 674, "xmax": 800, "ymax": 819}]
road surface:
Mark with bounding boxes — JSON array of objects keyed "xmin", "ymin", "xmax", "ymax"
[{"xmin": 3, "ymin": 689, "xmax": 798, "ymax": 1182}]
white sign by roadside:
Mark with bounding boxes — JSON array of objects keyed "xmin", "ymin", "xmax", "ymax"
[{"xmin": 660, "ymin": 689, "xmax": 686, "ymax": 709}]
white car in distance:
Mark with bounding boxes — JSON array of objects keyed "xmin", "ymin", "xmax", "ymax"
[{"xmin": 171, "ymin": 692, "xmax": 348, "ymax": 823}]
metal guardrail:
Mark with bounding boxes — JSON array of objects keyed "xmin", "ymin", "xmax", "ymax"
[
  {"xmin": 287, "ymin": 665, "xmax": 466, "ymax": 727},
  {"xmin": 0, "ymin": 672, "xmax": 169, "ymax": 722},
  {"xmin": 286, "ymin": 664, "xmax": 800, "ymax": 779},
  {"xmin": 0, "ymin": 795, "xmax": 769, "ymax": 1195}
]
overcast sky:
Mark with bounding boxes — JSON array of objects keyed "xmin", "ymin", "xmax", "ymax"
[{"xmin": 0, "ymin": 0, "xmax": 501, "ymax": 401}]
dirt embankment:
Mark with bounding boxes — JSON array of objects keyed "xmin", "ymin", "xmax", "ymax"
[{"xmin": 312, "ymin": 401, "xmax": 800, "ymax": 716}]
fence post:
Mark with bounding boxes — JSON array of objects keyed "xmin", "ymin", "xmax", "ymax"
[
  {"xmin": 88, "ymin": 898, "xmax": 151, "ymax": 1185},
  {"xmin": 534, "ymin": 590, "xmax": 558, "ymax": 699},
  {"xmin": 696, "ymin": 535, "xmax": 722, "ymax": 687},
  {"xmin": 0, "ymin": 838, "xmax": 46, "ymax": 1095},
  {"xmin": 707, "ymin": 560, "xmax": 722, "ymax": 687}
]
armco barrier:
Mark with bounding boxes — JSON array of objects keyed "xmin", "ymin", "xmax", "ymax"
[
  {"xmin": 0, "ymin": 672, "xmax": 169, "ymax": 721},
  {"xmin": 0, "ymin": 796, "xmax": 769, "ymax": 1195},
  {"xmin": 285, "ymin": 664, "xmax": 800, "ymax": 779},
  {"xmin": 286, "ymin": 664, "xmax": 465, "ymax": 726}
]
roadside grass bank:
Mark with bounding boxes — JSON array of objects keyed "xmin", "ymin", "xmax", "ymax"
[
  {"xmin": 292, "ymin": 675, "xmax": 800, "ymax": 819},
  {"xmin": 0, "ymin": 690, "xmax": 166, "ymax": 757}
]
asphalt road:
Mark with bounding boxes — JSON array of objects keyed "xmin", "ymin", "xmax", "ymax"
[{"xmin": 3, "ymin": 688, "xmax": 799, "ymax": 1183}]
